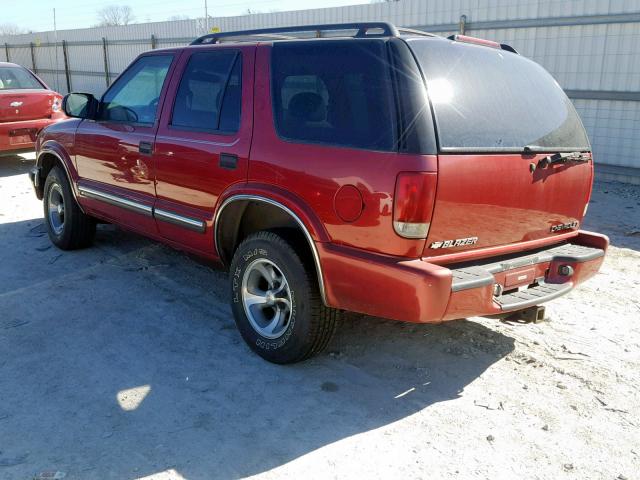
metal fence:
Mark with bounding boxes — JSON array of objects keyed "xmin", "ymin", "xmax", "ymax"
[
  {"xmin": 1, "ymin": 18, "xmax": 204, "ymax": 96},
  {"xmin": 2, "ymin": 0, "xmax": 639, "ymax": 176},
  {"xmin": 3, "ymin": 35, "xmax": 192, "ymax": 94}
]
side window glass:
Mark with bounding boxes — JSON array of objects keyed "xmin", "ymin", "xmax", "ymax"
[
  {"xmin": 218, "ymin": 57, "xmax": 242, "ymax": 132},
  {"xmin": 100, "ymin": 55, "xmax": 173, "ymax": 124},
  {"xmin": 272, "ymin": 42, "xmax": 396, "ymax": 151},
  {"xmin": 279, "ymin": 75, "xmax": 330, "ymax": 134},
  {"xmin": 171, "ymin": 51, "xmax": 242, "ymax": 133}
]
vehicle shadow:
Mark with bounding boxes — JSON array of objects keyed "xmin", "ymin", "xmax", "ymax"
[
  {"xmin": 0, "ymin": 219, "xmax": 515, "ymax": 480},
  {"xmin": 0, "ymin": 153, "xmax": 35, "ymax": 177}
]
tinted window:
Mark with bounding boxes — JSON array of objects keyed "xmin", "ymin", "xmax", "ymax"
[
  {"xmin": 171, "ymin": 51, "xmax": 241, "ymax": 133},
  {"xmin": 0, "ymin": 66, "xmax": 43, "ymax": 90},
  {"xmin": 101, "ymin": 55, "xmax": 173, "ymax": 124},
  {"xmin": 407, "ymin": 39, "xmax": 590, "ymax": 152},
  {"xmin": 388, "ymin": 39, "xmax": 437, "ymax": 155},
  {"xmin": 272, "ymin": 41, "xmax": 397, "ymax": 151}
]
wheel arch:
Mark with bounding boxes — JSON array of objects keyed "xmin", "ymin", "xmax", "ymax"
[
  {"xmin": 214, "ymin": 194, "xmax": 328, "ymax": 305},
  {"xmin": 35, "ymin": 143, "xmax": 81, "ymax": 209}
]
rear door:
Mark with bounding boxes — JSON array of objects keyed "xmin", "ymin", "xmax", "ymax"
[
  {"xmin": 406, "ymin": 38, "xmax": 593, "ymax": 258},
  {"xmin": 153, "ymin": 45, "xmax": 254, "ymax": 255}
]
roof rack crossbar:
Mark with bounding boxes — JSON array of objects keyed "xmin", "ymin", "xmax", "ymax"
[{"xmin": 191, "ymin": 22, "xmax": 400, "ymax": 45}]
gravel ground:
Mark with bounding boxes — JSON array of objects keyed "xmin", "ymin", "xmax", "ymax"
[{"xmin": 0, "ymin": 154, "xmax": 638, "ymax": 480}]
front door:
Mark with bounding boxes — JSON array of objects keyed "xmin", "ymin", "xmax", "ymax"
[
  {"xmin": 153, "ymin": 46, "xmax": 254, "ymax": 256},
  {"xmin": 74, "ymin": 53, "xmax": 177, "ymax": 234}
]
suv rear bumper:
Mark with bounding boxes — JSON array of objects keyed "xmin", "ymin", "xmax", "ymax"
[
  {"xmin": 0, "ymin": 118, "xmax": 61, "ymax": 154},
  {"xmin": 318, "ymin": 230, "xmax": 608, "ymax": 323}
]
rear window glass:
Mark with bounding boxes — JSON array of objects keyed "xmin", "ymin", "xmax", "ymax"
[
  {"xmin": 271, "ymin": 41, "xmax": 397, "ymax": 151},
  {"xmin": 0, "ymin": 66, "xmax": 43, "ymax": 90},
  {"xmin": 171, "ymin": 50, "xmax": 242, "ymax": 133},
  {"xmin": 407, "ymin": 39, "xmax": 590, "ymax": 152}
]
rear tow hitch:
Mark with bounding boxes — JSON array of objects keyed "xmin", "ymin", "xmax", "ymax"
[{"xmin": 502, "ymin": 305, "xmax": 546, "ymax": 324}]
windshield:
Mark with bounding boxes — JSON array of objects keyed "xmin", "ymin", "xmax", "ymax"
[
  {"xmin": 407, "ymin": 38, "xmax": 590, "ymax": 152},
  {"xmin": 0, "ymin": 66, "xmax": 44, "ymax": 90}
]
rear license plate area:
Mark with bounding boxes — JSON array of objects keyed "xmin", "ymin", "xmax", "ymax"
[
  {"xmin": 9, "ymin": 135, "xmax": 32, "ymax": 145},
  {"xmin": 504, "ymin": 267, "xmax": 536, "ymax": 288},
  {"xmin": 9, "ymin": 128, "xmax": 37, "ymax": 144}
]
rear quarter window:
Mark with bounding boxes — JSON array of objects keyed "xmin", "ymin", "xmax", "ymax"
[
  {"xmin": 407, "ymin": 38, "xmax": 590, "ymax": 152},
  {"xmin": 271, "ymin": 40, "xmax": 397, "ymax": 152}
]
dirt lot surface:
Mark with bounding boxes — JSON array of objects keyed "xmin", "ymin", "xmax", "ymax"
[{"xmin": 1, "ymin": 154, "xmax": 639, "ymax": 480}]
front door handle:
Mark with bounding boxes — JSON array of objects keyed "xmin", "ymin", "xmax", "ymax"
[
  {"xmin": 219, "ymin": 153, "xmax": 238, "ymax": 170},
  {"xmin": 139, "ymin": 141, "xmax": 153, "ymax": 155}
]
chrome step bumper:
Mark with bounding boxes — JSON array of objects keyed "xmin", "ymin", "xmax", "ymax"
[{"xmin": 450, "ymin": 243, "xmax": 605, "ymax": 292}]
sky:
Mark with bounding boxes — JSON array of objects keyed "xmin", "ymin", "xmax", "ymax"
[{"xmin": 2, "ymin": 0, "xmax": 371, "ymax": 33}]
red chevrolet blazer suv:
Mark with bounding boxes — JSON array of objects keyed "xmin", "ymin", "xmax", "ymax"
[
  {"xmin": 1, "ymin": 62, "xmax": 65, "ymax": 155},
  {"xmin": 29, "ymin": 23, "xmax": 608, "ymax": 363}
]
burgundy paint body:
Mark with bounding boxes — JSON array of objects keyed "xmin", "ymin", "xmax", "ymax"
[
  {"xmin": 34, "ymin": 41, "xmax": 608, "ymax": 323},
  {"xmin": 0, "ymin": 62, "xmax": 65, "ymax": 154}
]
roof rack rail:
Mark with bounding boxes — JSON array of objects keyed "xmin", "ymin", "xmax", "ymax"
[
  {"xmin": 191, "ymin": 22, "xmax": 400, "ymax": 45},
  {"xmin": 447, "ymin": 34, "xmax": 519, "ymax": 54}
]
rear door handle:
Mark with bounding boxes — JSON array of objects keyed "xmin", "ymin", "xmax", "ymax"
[
  {"xmin": 219, "ymin": 153, "xmax": 238, "ymax": 170},
  {"xmin": 139, "ymin": 141, "xmax": 153, "ymax": 155}
]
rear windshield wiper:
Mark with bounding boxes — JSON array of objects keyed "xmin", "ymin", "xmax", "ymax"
[{"xmin": 538, "ymin": 151, "xmax": 590, "ymax": 168}]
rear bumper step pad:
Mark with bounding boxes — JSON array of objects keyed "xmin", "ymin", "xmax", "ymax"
[{"xmin": 495, "ymin": 282, "xmax": 572, "ymax": 310}]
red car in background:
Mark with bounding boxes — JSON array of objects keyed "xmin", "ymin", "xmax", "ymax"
[{"xmin": 0, "ymin": 62, "xmax": 66, "ymax": 155}]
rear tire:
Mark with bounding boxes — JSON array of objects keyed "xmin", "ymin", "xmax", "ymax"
[
  {"xmin": 229, "ymin": 230, "xmax": 337, "ymax": 364},
  {"xmin": 43, "ymin": 166, "xmax": 96, "ymax": 250}
]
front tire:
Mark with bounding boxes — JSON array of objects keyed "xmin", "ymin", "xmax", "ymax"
[
  {"xmin": 229, "ymin": 231, "xmax": 337, "ymax": 364},
  {"xmin": 43, "ymin": 166, "xmax": 96, "ymax": 250}
]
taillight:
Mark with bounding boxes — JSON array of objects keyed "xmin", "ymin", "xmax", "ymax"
[
  {"xmin": 51, "ymin": 96, "xmax": 62, "ymax": 113},
  {"xmin": 393, "ymin": 172, "xmax": 437, "ymax": 239}
]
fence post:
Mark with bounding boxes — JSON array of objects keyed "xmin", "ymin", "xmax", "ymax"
[
  {"xmin": 4, "ymin": 43, "xmax": 9, "ymax": 62},
  {"xmin": 459, "ymin": 15, "xmax": 467, "ymax": 34},
  {"xmin": 102, "ymin": 37, "xmax": 110, "ymax": 87},
  {"xmin": 62, "ymin": 40, "xmax": 72, "ymax": 93},
  {"xmin": 30, "ymin": 42, "xmax": 37, "ymax": 73},
  {"xmin": 151, "ymin": 34, "xmax": 157, "ymax": 49}
]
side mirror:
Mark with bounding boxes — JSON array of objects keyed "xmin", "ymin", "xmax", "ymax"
[{"xmin": 62, "ymin": 93, "xmax": 98, "ymax": 119}]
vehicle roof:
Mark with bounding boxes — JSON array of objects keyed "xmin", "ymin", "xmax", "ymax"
[
  {"xmin": 147, "ymin": 33, "xmax": 445, "ymax": 55},
  {"xmin": 144, "ymin": 26, "xmax": 517, "ymax": 58},
  {"xmin": 0, "ymin": 62, "xmax": 22, "ymax": 68}
]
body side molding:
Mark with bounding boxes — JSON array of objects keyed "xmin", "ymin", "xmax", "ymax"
[
  {"xmin": 154, "ymin": 208, "xmax": 206, "ymax": 233},
  {"xmin": 78, "ymin": 185, "xmax": 153, "ymax": 216},
  {"xmin": 77, "ymin": 184, "xmax": 207, "ymax": 232}
]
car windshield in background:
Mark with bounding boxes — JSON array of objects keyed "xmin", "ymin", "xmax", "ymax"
[
  {"xmin": 407, "ymin": 39, "xmax": 591, "ymax": 152},
  {"xmin": 0, "ymin": 66, "xmax": 44, "ymax": 90}
]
